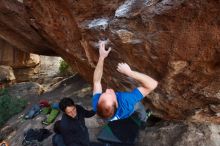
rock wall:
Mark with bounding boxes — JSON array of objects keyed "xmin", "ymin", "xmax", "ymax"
[
  {"xmin": 0, "ymin": 0, "xmax": 219, "ymax": 123},
  {"xmin": 0, "ymin": 38, "xmax": 41, "ymax": 82},
  {"xmin": 0, "ymin": 39, "xmax": 40, "ymax": 68},
  {"xmin": 0, "ymin": 0, "xmax": 57, "ymax": 55},
  {"xmin": 0, "ymin": 65, "xmax": 15, "ymax": 83}
]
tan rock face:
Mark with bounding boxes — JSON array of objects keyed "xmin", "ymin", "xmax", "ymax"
[
  {"xmin": 0, "ymin": 39, "xmax": 40, "ymax": 68},
  {"xmin": 0, "ymin": 0, "xmax": 219, "ymax": 123},
  {"xmin": 0, "ymin": 65, "xmax": 15, "ymax": 82}
]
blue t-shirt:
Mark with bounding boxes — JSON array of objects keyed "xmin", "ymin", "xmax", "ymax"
[{"xmin": 92, "ymin": 88, "xmax": 144, "ymax": 121}]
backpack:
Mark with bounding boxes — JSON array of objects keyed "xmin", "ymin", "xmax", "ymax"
[{"xmin": 22, "ymin": 128, "xmax": 52, "ymax": 146}]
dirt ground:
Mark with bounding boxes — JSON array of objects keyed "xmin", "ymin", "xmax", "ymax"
[
  {"xmin": 2, "ymin": 75, "xmax": 218, "ymax": 146},
  {"xmin": 1, "ymin": 74, "xmax": 102, "ymax": 146}
]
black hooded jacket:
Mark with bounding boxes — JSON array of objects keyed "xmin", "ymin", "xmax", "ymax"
[{"xmin": 60, "ymin": 105, "xmax": 95, "ymax": 146}]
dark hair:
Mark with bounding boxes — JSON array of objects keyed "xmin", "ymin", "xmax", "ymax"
[
  {"xmin": 53, "ymin": 120, "xmax": 61, "ymax": 134},
  {"xmin": 97, "ymin": 101, "xmax": 117, "ymax": 119},
  {"xmin": 59, "ymin": 97, "xmax": 75, "ymax": 112}
]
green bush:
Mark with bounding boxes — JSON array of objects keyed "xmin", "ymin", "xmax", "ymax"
[
  {"xmin": 59, "ymin": 60, "xmax": 69, "ymax": 74},
  {"xmin": 0, "ymin": 89, "xmax": 27, "ymax": 128}
]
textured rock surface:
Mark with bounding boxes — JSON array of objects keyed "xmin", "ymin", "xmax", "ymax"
[
  {"xmin": 0, "ymin": 65, "xmax": 15, "ymax": 83},
  {"xmin": 7, "ymin": 82, "xmax": 44, "ymax": 98},
  {"xmin": 13, "ymin": 55, "xmax": 63, "ymax": 82},
  {"xmin": 3, "ymin": 76, "xmax": 220, "ymax": 146},
  {"xmin": 0, "ymin": 39, "xmax": 40, "ymax": 68},
  {"xmin": 0, "ymin": 0, "xmax": 56, "ymax": 55},
  {"xmin": 0, "ymin": 0, "xmax": 219, "ymax": 123},
  {"xmin": 0, "ymin": 39, "xmax": 63, "ymax": 82},
  {"xmin": 138, "ymin": 121, "xmax": 220, "ymax": 146}
]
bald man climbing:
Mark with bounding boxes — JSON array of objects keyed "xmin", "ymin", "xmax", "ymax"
[{"xmin": 92, "ymin": 41, "xmax": 158, "ymax": 127}]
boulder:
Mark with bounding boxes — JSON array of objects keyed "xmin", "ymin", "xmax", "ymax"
[
  {"xmin": 0, "ymin": 39, "xmax": 40, "ymax": 68},
  {"xmin": 7, "ymin": 82, "xmax": 44, "ymax": 98},
  {"xmin": 0, "ymin": 0, "xmax": 219, "ymax": 123},
  {"xmin": 139, "ymin": 121, "xmax": 220, "ymax": 146},
  {"xmin": 0, "ymin": 65, "xmax": 15, "ymax": 83}
]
